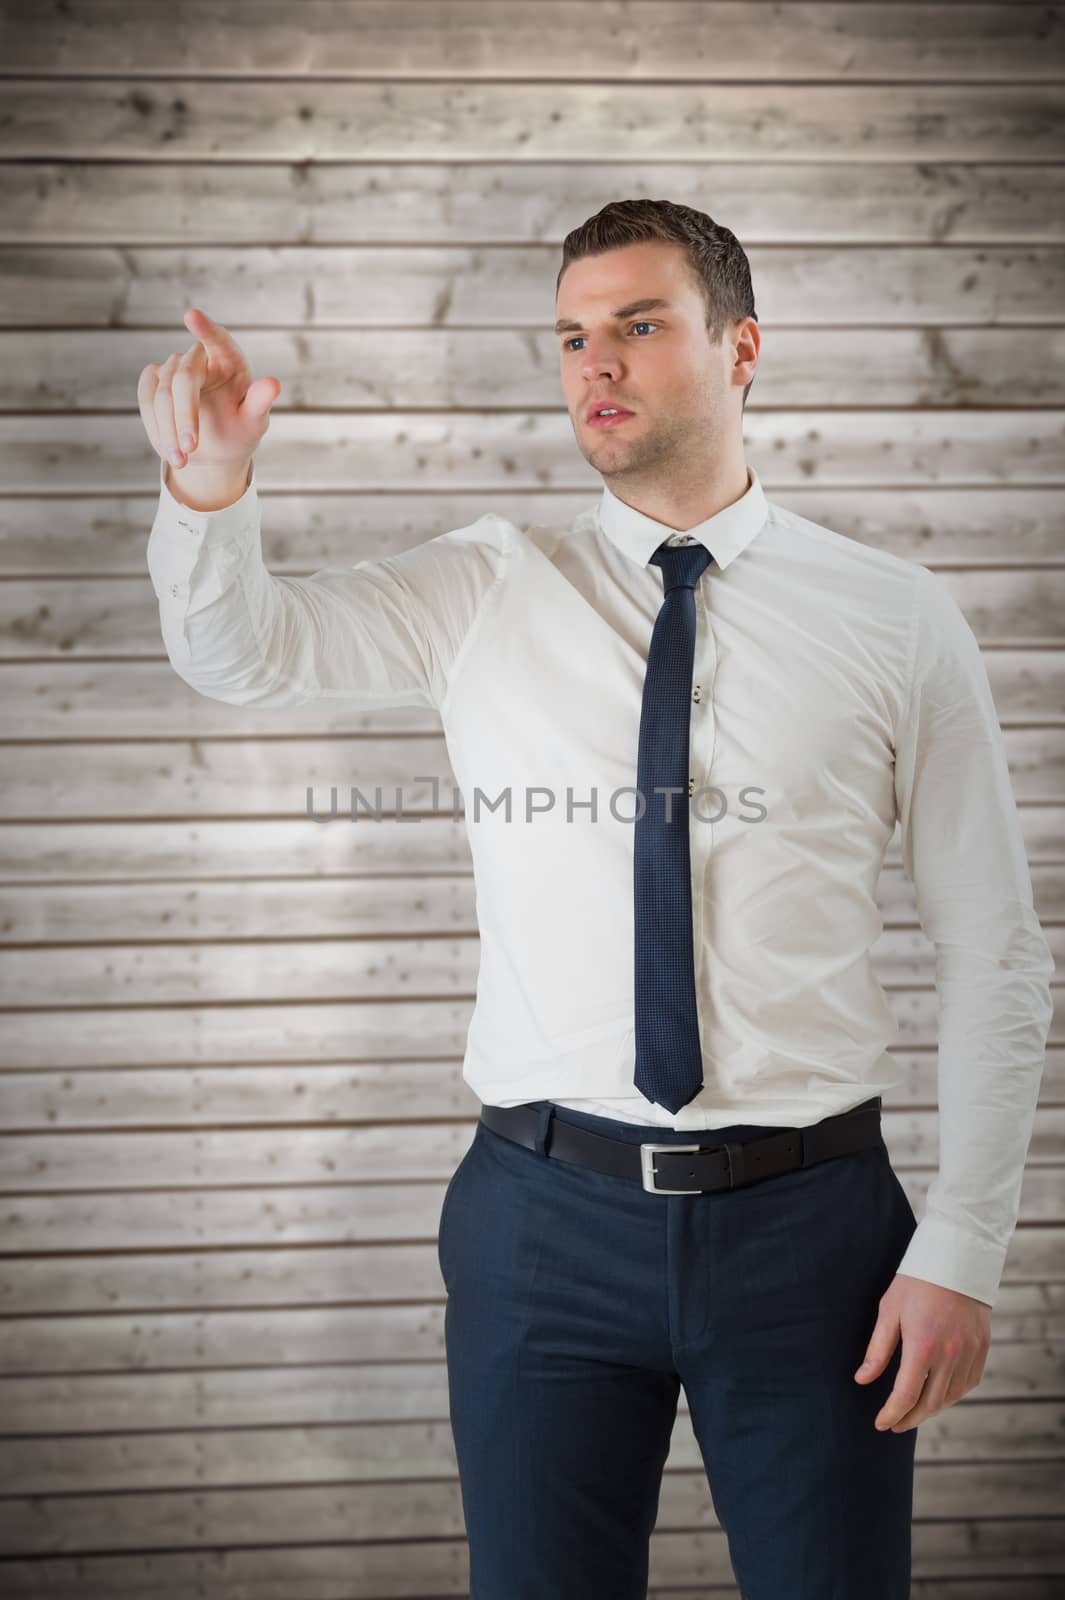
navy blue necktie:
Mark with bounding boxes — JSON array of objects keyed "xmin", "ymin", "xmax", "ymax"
[{"xmin": 633, "ymin": 539, "xmax": 713, "ymax": 1113}]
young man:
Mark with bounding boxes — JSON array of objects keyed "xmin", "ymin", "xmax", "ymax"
[{"xmin": 141, "ymin": 199, "xmax": 1054, "ymax": 1599}]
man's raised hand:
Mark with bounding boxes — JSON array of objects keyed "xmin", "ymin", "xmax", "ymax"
[{"xmin": 136, "ymin": 307, "xmax": 281, "ymax": 473}]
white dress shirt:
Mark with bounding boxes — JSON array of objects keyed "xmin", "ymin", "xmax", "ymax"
[{"xmin": 146, "ymin": 456, "xmax": 1054, "ymax": 1307}]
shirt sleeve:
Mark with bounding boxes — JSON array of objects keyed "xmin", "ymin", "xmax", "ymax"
[
  {"xmin": 145, "ymin": 456, "xmax": 509, "ymax": 711},
  {"xmin": 891, "ymin": 563, "xmax": 1056, "ymax": 1307}
]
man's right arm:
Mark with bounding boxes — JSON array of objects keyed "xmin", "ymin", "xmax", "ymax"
[{"xmin": 146, "ymin": 456, "xmax": 510, "ymax": 712}]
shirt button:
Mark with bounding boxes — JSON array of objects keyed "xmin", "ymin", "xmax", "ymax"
[{"xmin": 692, "ymin": 684, "xmax": 701, "ymax": 702}]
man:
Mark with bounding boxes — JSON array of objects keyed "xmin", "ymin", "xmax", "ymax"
[{"xmin": 141, "ymin": 198, "xmax": 1054, "ymax": 1599}]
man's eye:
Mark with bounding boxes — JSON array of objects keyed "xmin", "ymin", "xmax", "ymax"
[{"xmin": 563, "ymin": 321, "xmax": 658, "ymax": 352}]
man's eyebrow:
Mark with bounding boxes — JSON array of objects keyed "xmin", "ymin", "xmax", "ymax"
[{"xmin": 554, "ymin": 297, "xmax": 672, "ymax": 336}]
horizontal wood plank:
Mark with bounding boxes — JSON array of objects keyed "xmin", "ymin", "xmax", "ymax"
[
  {"xmin": 4, "ymin": 81, "xmax": 1064, "ymax": 163},
  {"xmin": 0, "ymin": 815, "xmax": 476, "ymax": 878},
  {"xmin": 3, "ymin": 2, "xmax": 1061, "ymax": 82},
  {"xmin": 1, "ymin": 245, "xmax": 1062, "ymax": 332},
  {"xmin": 0, "ymin": 997, "xmax": 478, "ymax": 1067},
  {"xmin": 0, "ymin": 931, "xmax": 480, "ymax": 1007},
  {"xmin": 4, "ymin": 162, "xmax": 1063, "ymax": 246}
]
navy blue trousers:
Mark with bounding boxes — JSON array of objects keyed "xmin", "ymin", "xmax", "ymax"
[{"xmin": 437, "ymin": 1097, "xmax": 919, "ymax": 1599}]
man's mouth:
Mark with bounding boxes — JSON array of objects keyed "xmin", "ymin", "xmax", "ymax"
[{"xmin": 586, "ymin": 405, "xmax": 635, "ymax": 429}]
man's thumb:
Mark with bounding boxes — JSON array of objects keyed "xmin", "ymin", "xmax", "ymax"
[{"xmin": 240, "ymin": 376, "xmax": 281, "ymax": 420}]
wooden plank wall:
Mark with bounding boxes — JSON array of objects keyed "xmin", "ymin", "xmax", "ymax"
[{"xmin": 0, "ymin": 2, "xmax": 1062, "ymax": 1593}]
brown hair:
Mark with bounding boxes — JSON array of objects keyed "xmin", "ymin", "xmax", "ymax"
[{"xmin": 556, "ymin": 198, "xmax": 758, "ymax": 409}]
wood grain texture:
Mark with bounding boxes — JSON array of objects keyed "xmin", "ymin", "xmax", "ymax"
[
  {"xmin": 2, "ymin": 3, "xmax": 1062, "ymax": 81},
  {"xmin": 4, "ymin": 80, "xmax": 1065, "ymax": 163},
  {"xmin": 4, "ymin": 162, "xmax": 1064, "ymax": 245},
  {"xmin": 1, "ymin": 2, "xmax": 1062, "ymax": 1592}
]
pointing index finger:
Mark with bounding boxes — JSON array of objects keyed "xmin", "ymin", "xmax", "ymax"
[{"xmin": 183, "ymin": 306, "xmax": 239, "ymax": 362}]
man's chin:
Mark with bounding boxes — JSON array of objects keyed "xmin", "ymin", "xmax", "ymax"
[
  {"xmin": 581, "ymin": 441, "xmax": 647, "ymax": 479},
  {"xmin": 577, "ymin": 429, "xmax": 640, "ymax": 464}
]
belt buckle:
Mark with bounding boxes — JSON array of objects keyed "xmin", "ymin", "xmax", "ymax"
[{"xmin": 639, "ymin": 1142, "xmax": 704, "ymax": 1194}]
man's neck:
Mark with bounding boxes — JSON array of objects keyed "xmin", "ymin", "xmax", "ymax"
[{"xmin": 605, "ymin": 460, "xmax": 751, "ymax": 534}]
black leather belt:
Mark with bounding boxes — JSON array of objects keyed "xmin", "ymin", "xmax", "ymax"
[{"xmin": 479, "ymin": 1095, "xmax": 884, "ymax": 1195}]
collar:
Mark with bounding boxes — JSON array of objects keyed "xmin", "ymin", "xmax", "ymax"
[{"xmin": 597, "ymin": 464, "xmax": 769, "ymax": 572}]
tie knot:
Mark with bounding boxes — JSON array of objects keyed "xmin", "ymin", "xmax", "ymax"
[{"xmin": 650, "ymin": 540, "xmax": 712, "ymax": 592}]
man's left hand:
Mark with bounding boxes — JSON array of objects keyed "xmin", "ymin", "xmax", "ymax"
[{"xmin": 854, "ymin": 1272, "xmax": 991, "ymax": 1432}]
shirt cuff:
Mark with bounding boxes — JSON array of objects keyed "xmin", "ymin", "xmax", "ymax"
[
  {"xmin": 146, "ymin": 455, "xmax": 259, "ymax": 606},
  {"xmin": 894, "ymin": 1213, "xmax": 1006, "ymax": 1308}
]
